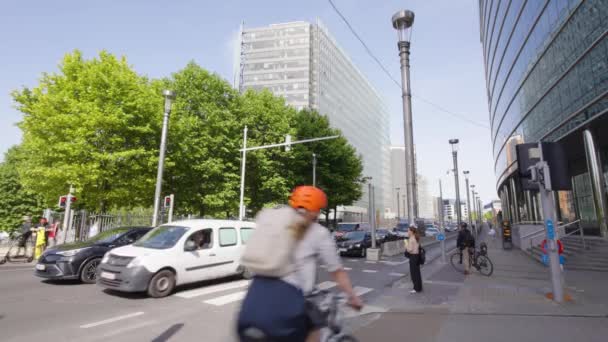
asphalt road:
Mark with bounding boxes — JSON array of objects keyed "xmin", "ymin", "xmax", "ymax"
[{"xmin": 0, "ymin": 236, "xmax": 457, "ymax": 342}]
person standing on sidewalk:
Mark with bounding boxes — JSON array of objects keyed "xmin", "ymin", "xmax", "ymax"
[
  {"xmin": 457, "ymin": 222, "xmax": 475, "ymax": 275},
  {"xmin": 406, "ymin": 225, "xmax": 423, "ymax": 293}
]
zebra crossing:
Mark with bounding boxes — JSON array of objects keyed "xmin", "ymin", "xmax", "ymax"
[{"xmin": 172, "ymin": 280, "xmax": 374, "ymax": 307}]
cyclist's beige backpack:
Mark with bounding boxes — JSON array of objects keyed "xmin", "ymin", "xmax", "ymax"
[{"xmin": 240, "ymin": 207, "xmax": 305, "ymax": 277}]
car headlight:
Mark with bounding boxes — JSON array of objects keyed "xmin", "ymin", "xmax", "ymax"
[
  {"xmin": 126, "ymin": 257, "xmax": 141, "ymax": 268},
  {"xmin": 354, "ymin": 244, "xmax": 361, "ymax": 248},
  {"xmin": 101, "ymin": 253, "xmax": 110, "ymax": 264},
  {"xmin": 56, "ymin": 248, "xmax": 88, "ymax": 257}
]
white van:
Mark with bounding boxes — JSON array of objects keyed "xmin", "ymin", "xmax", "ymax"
[{"xmin": 96, "ymin": 219, "xmax": 255, "ymax": 298}]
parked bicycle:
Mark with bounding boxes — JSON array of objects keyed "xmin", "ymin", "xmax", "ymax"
[
  {"xmin": 450, "ymin": 242, "xmax": 494, "ymax": 276},
  {"xmin": 0, "ymin": 231, "xmax": 35, "ymax": 265}
]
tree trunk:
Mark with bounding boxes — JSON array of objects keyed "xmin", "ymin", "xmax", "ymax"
[{"xmin": 332, "ymin": 206, "xmax": 338, "ymax": 229}]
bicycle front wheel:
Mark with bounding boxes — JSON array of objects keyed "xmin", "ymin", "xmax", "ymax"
[
  {"xmin": 476, "ymin": 255, "xmax": 494, "ymax": 276},
  {"xmin": 450, "ymin": 252, "xmax": 465, "ymax": 273},
  {"xmin": 336, "ymin": 335, "xmax": 359, "ymax": 342}
]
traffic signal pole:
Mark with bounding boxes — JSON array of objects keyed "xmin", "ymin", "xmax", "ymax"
[{"xmin": 62, "ymin": 185, "xmax": 74, "ymax": 244}]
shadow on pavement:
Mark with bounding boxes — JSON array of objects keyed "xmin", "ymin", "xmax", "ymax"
[
  {"xmin": 41, "ymin": 279, "xmax": 82, "ymax": 286},
  {"xmin": 152, "ymin": 323, "xmax": 184, "ymax": 342}
]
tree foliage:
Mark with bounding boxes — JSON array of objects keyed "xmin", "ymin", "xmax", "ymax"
[
  {"xmin": 9, "ymin": 52, "xmax": 365, "ymax": 219},
  {"xmin": 0, "ymin": 147, "xmax": 45, "ymax": 233},
  {"xmin": 12, "ymin": 50, "xmax": 162, "ymax": 211}
]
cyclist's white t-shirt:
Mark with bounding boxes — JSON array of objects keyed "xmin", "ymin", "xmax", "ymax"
[{"xmin": 281, "ymin": 222, "xmax": 342, "ymax": 294}]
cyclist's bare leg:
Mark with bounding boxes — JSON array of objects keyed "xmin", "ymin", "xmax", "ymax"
[{"xmin": 306, "ymin": 329, "xmax": 320, "ymax": 342}]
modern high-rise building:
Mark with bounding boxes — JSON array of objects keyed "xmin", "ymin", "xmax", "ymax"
[
  {"xmin": 479, "ymin": 0, "xmax": 608, "ymax": 236},
  {"xmin": 238, "ymin": 21, "xmax": 392, "ymax": 214},
  {"xmin": 443, "ymin": 199, "xmax": 469, "ymax": 223},
  {"xmin": 390, "ymin": 145, "xmax": 432, "ymax": 219}
]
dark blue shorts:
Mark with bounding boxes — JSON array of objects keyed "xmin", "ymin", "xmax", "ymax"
[{"xmin": 237, "ymin": 276, "xmax": 309, "ymax": 342}]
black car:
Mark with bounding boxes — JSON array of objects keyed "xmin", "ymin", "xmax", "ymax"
[
  {"xmin": 336, "ymin": 231, "xmax": 372, "ymax": 257},
  {"xmin": 35, "ymin": 226, "xmax": 151, "ymax": 283}
]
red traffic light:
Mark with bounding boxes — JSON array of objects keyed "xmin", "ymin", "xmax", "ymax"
[{"xmin": 164, "ymin": 196, "xmax": 172, "ymax": 208}]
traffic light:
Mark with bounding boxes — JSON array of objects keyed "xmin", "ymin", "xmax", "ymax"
[
  {"xmin": 58, "ymin": 195, "xmax": 77, "ymax": 208},
  {"xmin": 164, "ymin": 195, "xmax": 172, "ymax": 208}
]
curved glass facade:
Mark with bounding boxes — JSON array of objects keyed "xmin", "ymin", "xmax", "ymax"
[{"xmin": 480, "ymin": 0, "xmax": 608, "ymax": 187}]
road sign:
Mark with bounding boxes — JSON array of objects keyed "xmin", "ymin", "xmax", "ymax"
[
  {"xmin": 546, "ymin": 219, "xmax": 555, "ymax": 240},
  {"xmin": 436, "ymin": 233, "xmax": 445, "ymax": 241},
  {"xmin": 542, "ymin": 254, "xmax": 549, "ymax": 266}
]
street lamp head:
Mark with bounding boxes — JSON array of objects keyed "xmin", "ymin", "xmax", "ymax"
[
  {"xmin": 449, "ymin": 138, "xmax": 459, "ymax": 152},
  {"xmin": 392, "ymin": 10, "xmax": 415, "ymax": 43},
  {"xmin": 162, "ymin": 90, "xmax": 176, "ymax": 100}
]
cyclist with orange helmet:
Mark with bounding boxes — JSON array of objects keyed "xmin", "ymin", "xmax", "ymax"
[{"xmin": 237, "ymin": 186, "xmax": 362, "ymax": 342}]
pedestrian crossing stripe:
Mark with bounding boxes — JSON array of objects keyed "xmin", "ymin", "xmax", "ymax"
[
  {"xmin": 173, "ymin": 280, "xmax": 250, "ymax": 299},
  {"xmin": 203, "ymin": 291, "xmax": 247, "ymax": 306}
]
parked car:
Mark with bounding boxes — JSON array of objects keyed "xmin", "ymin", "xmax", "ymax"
[
  {"xmin": 34, "ymin": 226, "xmax": 151, "ymax": 284},
  {"xmin": 97, "ymin": 219, "xmax": 255, "ymax": 298},
  {"xmin": 424, "ymin": 226, "xmax": 440, "ymax": 237},
  {"xmin": 332, "ymin": 222, "xmax": 368, "ymax": 240},
  {"xmin": 393, "ymin": 225, "xmax": 410, "ymax": 239},
  {"xmin": 336, "ymin": 231, "xmax": 372, "ymax": 257}
]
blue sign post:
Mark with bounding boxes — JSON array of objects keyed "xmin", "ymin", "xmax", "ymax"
[
  {"xmin": 436, "ymin": 233, "xmax": 445, "ymax": 242},
  {"xmin": 546, "ymin": 219, "xmax": 555, "ymax": 240}
]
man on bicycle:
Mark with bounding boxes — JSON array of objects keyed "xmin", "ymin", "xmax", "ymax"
[
  {"xmin": 456, "ymin": 222, "xmax": 475, "ymax": 275},
  {"xmin": 237, "ymin": 186, "xmax": 363, "ymax": 342}
]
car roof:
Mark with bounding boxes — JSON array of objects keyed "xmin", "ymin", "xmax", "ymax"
[{"xmin": 162, "ymin": 219, "xmax": 256, "ymax": 229}]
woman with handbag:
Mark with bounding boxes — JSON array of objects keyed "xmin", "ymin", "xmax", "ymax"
[{"xmin": 406, "ymin": 225, "xmax": 423, "ymax": 293}]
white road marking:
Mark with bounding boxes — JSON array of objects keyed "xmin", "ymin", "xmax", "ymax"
[
  {"xmin": 80, "ymin": 312, "xmax": 145, "ymax": 329},
  {"xmin": 353, "ymin": 286, "xmax": 373, "ymax": 296},
  {"xmin": 389, "ymin": 272, "xmax": 405, "ymax": 277},
  {"xmin": 346, "ymin": 259, "xmax": 359, "ymax": 262},
  {"xmin": 0, "ymin": 268, "xmax": 35, "ymax": 272},
  {"xmin": 382, "ymin": 260, "xmax": 408, "ymax": 266},
  {"xmin": 365, "ymin": 261, "xmax": 377, "ymax": 264},
  {"xmin": 316, "ymin": 281, "xmax": 337, "ymax": 290},
  {"xmin": 204, "ymin": 291, "xmax": 247, "ymax": 306},
  {"xmin": 174, "ymin": 280, "xmax": 250, "ymax": 299},
  {"xmin": 362, "ymin": 269, "xmax": 378, "ymax": 273},
  {"xmin": 96, "ymin": 320, "xmax": 156, "ymax": 339},
  {"xmin": 344, "ymin": 267, "xmax": 353, "ymax": 271},
  {"xmin": 319, "ymin": 265, "xmax": 327, "ymax": 268}
]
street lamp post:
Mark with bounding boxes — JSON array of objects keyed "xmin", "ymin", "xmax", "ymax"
[
  {"xmin": 152, "ymin": 90, "xmax": 176, "ymax": 227},
  {"xmin": 312, "ymin": 153, "xmax": 317, "ymax": 187},
  {"xmin": 392, "ymin": 10, "xmax": 417, "ymax": 224},
  {"xmin": 396, "ymin": 187, "xmax": 401, "ymax": 219},
  {"xmin": 449, "ymin": 139, "xmax": 462, "ymax": 225},
  {"xmin": 463, "ymin": 171, "xmax": 473, "ymax": 230},
  {"xmin": 470, "ymin": 185, "xmax": 477, "ymax": 226}
]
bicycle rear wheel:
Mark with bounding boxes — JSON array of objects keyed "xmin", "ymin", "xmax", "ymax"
[
  {"xmin": 476, "ymin": 255, "xmax": 494, "ymax": 276},
  {"xmin": 450, "ymin": 252, "xmax": 465, "ymax": 273}
]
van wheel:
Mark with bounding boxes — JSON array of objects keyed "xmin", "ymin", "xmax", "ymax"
[{"xmin": 147, "ymin": 270, "xmax": 175, "ymax": 298}]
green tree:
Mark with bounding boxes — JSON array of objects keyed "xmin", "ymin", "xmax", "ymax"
[
  {"xmin": 12, "ymin": 50, "xmax": 162, "ymax": 211},
  {"xmin": 0, "ymin": 147, "xmax": 45, "ymax": 233},
  {"xmin": 288, "ymin": 110, "xmax": 364, "ymax": 225}
]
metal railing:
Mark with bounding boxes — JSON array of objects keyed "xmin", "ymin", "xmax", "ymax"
[
  {"xmin": 526, "ymin": 220, "xmax": 583, "ymax": 251},
  {"xmin": 561, "ymin": 220, "xmax": 586, "ymax": 250}
]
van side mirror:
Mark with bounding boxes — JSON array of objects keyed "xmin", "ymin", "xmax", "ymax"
[{"xmin": 185, "ymin": 240, "xmax": 197, "ymax": 252}]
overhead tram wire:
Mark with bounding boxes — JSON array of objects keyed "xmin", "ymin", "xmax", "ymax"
[{"xmin": 327, "ymin": 0, "xmax": 490, "ymax": 130}]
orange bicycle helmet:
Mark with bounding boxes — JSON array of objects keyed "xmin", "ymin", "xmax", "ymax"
[{"xmin": 289, "ymin": 186, "xmax": 328, "ymax": 212}]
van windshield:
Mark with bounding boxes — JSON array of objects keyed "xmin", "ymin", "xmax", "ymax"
[{"xmin": 134, "ymin": 226, "xmax": 189, "ymax": 249}]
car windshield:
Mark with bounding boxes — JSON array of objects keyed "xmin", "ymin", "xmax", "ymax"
[
  {"xmin": 88, "ymin": 228, "xmax": 132, "ymax": 244},
  {"xmin": 337, "ymin": 223, "xmax": 359, "ymax": 232},
  {"xmin": 344, "ymin": 231, "xmax": 367, "ymax": 240},
  {"xmin": 133, "ymin": 226, "xmax": 189, "ymax": 249}
]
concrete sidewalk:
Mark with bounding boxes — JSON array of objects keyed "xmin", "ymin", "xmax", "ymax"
[{"xmin": 353, "ymin": 225, "xmax": 608, "ymax": 342}]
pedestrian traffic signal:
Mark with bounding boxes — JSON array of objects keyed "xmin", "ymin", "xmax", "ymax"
[
  {"xmin": 164, "ymin": 195, "xmax": 172, "ymax": 208},
  {"xmin": 58, "ymin": 195, "xmax": 77, "ymax": 208}
]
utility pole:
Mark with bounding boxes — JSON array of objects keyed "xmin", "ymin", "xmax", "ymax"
[
  {"xmin": 463, "ymin": 171, "xmax": 473, "ymax": 233},
  {"xmin": 62, "ymin": 185, "xmax": 74, "ymax": 244},
  {"xmin": 313, "ymin": 153, "xmax": 317, "ymax": 187},
  {"xmin": 396, "ymin": 187, "xmax": 401, "ymax": 219},
  {"xmin": 449, "ymin": 139, "xmax": 462, "ymax": 225},
  {"xmin": 439, "ymin": 179, "xmax": 446, "ymax": 263},
  {"xmin": 239, "ymin": 126, "xmax": 248, "ymax": 220}
]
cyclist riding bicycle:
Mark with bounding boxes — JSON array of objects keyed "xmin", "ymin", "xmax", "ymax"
[
  {"xmin": 237, "ymin": 186, "xmax": 363, "ymax": 342},
  {"xmin": 17, "ymin": 216, "xmax": 34, "ymax": 255}
]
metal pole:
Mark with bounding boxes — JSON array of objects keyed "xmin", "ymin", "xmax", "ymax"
[
  {"xmin": 371, "ymin": 185, "xmax": 377, "ymax": 249},
  {"xmin": 368, "ymin": 182, "xmax": 373, "ymax": 227},
  {"xmin": 313, "ymin": 153, "xmax": 317, "ymax": 187},
  {"xmin": 439, "ymin": 179, "xmax": 446, "ymax": 263},
  {"xmin": 168, "ymin": 194, "xmax": 174, "ymax": 223},
  {"xmin": 396, "ymin": 188, "xmax": 400, "ymax": 219},
  {"xmin": 152, "ymin": 91, "xmax": 174, "ymax": 227},
  {"xmin": 239, "ymin": 126, "xmax": 248, "ymax": 220},
  {"xmin": 397, "ymin": 40, "xmax": 417, "ymax": 224},
  {"xmin": 464, "ymin": 174, "xmax": 473, "ymax": 229},
  {"xmin": 536, "ymin": 160, "xmax": 564, "ymax": 303},
  {"xmin": 62, "ymin": 185, "xmax": 74, "ymax": 244},
  {"xmin": 452, "ymin": 151, "xmax": 462, "ymax": 225},
  {"xmin": 583, "ymin": 129, "xmax": 608, "ymax": 238}
]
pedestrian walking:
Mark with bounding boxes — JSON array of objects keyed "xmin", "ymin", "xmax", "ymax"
[
  {"xmin": 17, "ymin": 216, "xmax": 33, "ymax": 256},
  {"xmin": 406, "ymin": 224, "xmax": 423, "ymax": 293},
  {"xmin": 46, "ymin": 222, "xmax": 58, "ymax": 248},
  {"xmin": 34, "ymin": 218, "xmax": 47, "ymax": 260},
  {"xmin": 456, "ymin": 222, "xmax": 475, "ymax": 275}
]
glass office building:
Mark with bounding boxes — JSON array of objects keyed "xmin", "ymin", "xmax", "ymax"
[
  {"xmin": 239, "ymin": 21, "xmax": 392, "ymax": 213},
  {"xmin": 479, "ymin": 0, "xmax": 608, "ymax": 236}
]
